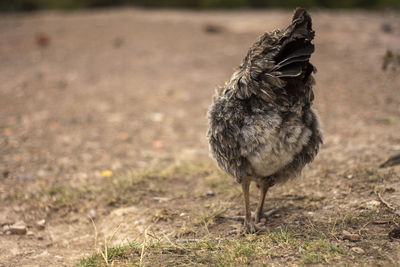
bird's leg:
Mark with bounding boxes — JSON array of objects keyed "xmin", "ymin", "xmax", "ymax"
[
  {"xmin": 254, "ymin": 180, "xmax": 269, "ymax": 224},
  {"xmin": 241, "ymin": 177, "xmax": 255, "ymax": 233}
]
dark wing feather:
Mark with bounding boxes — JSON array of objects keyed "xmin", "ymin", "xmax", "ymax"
[
  {"xmin": 273, "ymin": 44, "xmax": 314, "ymax": 71},
  {"xmin": 235, "ymin": 8, "xmax": 315, "ymax": 101},
  {"xmin": 272, "ymin": 8, "xmax": 315, "ymax": 79},
  {"xmin": 274, "ymin": 65, "xmax": 303, "ymax": 78}
]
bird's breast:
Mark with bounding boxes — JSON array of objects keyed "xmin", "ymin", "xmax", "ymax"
[{"xmin": 247, "ymin": 122, "xmax": 312, "ymax": 178}]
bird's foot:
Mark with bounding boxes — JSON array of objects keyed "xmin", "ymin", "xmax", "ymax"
[
  {"xmin": 246, "ymin": 222, "xmax": 266, "ymax": 234},
  {"xmin": 229, "ymin": 222, "xmax": 266, "ymax": 235},
  {"xmin": 229, "ymin": 209, "xmax": 277, "ymax": 235},
  {"xmin": 230, "ymin": 209, "xmax": 276, "ymax": 223}
]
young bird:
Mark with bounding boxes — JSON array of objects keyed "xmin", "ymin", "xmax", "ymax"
[{"xmin": 207, "ymin": 8, "xmax": 323, "ymax": 233}]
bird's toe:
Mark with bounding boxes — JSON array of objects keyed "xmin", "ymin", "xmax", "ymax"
[{"xmin": 245, "ymin": 222, "xmax": 266, "ymax": 234}]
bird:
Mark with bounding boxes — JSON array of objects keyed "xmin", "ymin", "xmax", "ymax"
[{"xmin": 206, "ymin": 8, "xmax": 323, "ymax": 233}]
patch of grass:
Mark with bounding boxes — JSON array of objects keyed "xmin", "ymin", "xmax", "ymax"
[
  {"xmin": 7, "ymin": 188, "xmax": 25, "ymax": 201},
  {"xmin": 203, "ymin": 172, "xmax": 229, "ymax": 189},
  {"xmin": 38, "ymin": 185, "xmax": 82, "ymax": 209},
  {"xmin": 77, "ymin": 204, "xmax": 400, "ymax": 267},
  {"xmin": 77, "ymin": 242, "xmax": 141, "ymax": 267},
  {"xmin": 77, "ymin": 227, "xmax": 347, "ymax": 266},
  {"xmin": 268, "ymin": 227, "xmax": 297, "ymax": 247},
  {"xmin": 204, "ymin": 173, "xmax": 224, "ymax": 188},
  {"xmin": 10, "ymin": 160, "xmax": 400, "ymax": 266},
  {"xmin": 300, "ymin": 239, "xmax": 347, "ymax": 264},
  {"xmin": 216, "ymin": 239, "xmax": 258, "ymax": 266},
  {"xmin": 151, "ymin": 208, "xmax": 177, "ymax": 223},
  {"xmin": 158, "ymin": 161, "xmax": 212, "ymax": 177},
  {"xmin": 102, "ymin": 171, "xmax": 144, "ymax": 206},
  {"xmin": 77, "ymin": 236, "xmax": 273, "ymax": 267},
  {"xmin": 17, "ymin": 160, "xmax": 218, "ymax": 211},
  {"xmin": 195, "ymin": 206, "xmax": 226, "ymax": 233},
  {"xmin": 376, "ymin": 117, "xmax": 394, "ymax": 125}
]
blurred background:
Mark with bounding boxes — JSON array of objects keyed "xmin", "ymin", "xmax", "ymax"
[
  {"xmin": 1, "ymin": 0, "xmax": 400, "ymax": 11},
  {"xmin": 1, "ymin": 1, "xmax": 400, "ymax": 266}
]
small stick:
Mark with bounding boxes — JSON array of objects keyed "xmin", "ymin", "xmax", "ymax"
[{"xmin": 376, "ymin": 191, "xmax": 400, "ymax": 217}]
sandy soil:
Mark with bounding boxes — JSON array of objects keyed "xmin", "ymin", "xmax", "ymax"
[{"xmin": 0, "ymin": 8, "xmax": 400, "ymax": 266}]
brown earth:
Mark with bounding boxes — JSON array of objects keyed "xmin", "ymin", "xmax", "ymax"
[{"xmin": 0, "ymin": 8, "xmax": 400, "ymax": 266}]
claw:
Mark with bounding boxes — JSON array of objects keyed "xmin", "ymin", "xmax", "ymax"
[
  {"xmin": 229, "ymin": 221, "xmax": 267, "ymax": 235},
  {"xmin": 245, "ymin": 222, "xmax": 266, "ymax": 234}
]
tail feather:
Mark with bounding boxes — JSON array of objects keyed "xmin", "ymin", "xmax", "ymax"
[
  {"xmin": 278, "ymin": 44, "xmax": 314, "ymax": 65},
  {"xmin": 292, "ymin": 7, "xmax": 310, "ymax": 22},
  {"xmin": 235, "ymin": 8, "xmax": 315, "ymax": 101},
  {"xmin": 274, "ymin": 65, "xmax": 302, "ymax": 78},
  {"xmin": 274, "ymin": 8, "xmax": 315, "ymax": 79},
  {"xmin": 291, "ymin": 7, "xmax": 313, "ymax": 37},
  {"xmin": 274, "ymin": 55, "xmax": 310, "ymax": 70},
  {"xmin": 273, "ymin": 44, "xmax": 314, "ymax": 71}
]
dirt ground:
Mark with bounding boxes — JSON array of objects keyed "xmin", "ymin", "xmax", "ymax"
[{"xmin": 1, "ymin": 8, "xmax": 400, "ymax": 266}]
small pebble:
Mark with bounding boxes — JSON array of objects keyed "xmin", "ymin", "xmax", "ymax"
[
  {"xmin": 39, "ymin": 243, "xmax": 53, "ymax": 249},
  {"xmin": 152, "ymin": 197, "xmax": 170, "ymax": 202},
  {"xmin": 88, "ymin": 209, "xmax": 97, "ymax": 219},
  {"xmin": 36, "ymin": 219, "xmax": 46, "ymax": 229},
  {"xmin": 2, "ymin": 170, "xmax": 9, "ymax": 178},
  {"xmin": 342, "ymin": 230, "xmax": 361, "ymax": 242},
  {"xmin": 14, "ymin": 220, "xmax": 26, "ymax": 226},
  {"xmin": 36, "ymin": 32, "xmax": 50, "ymax": 47},
  {"xmin": 206, "ymin": 190, "xmax": 215, "ymax": 197},
  {"xmin": 351, "ymin": 247, "xmax": 365, "ymax": 254},
  {"xmin": 150, "ymin": 113, "xmax": 164, "ymax": 122},
  {"xmin": 113, "ymin": 37, "xmax": 124, "ymax": 48},
  {"xmin": 204, "ymin": 24, "xmax": 224, "ymax": 34},
  {"xmin": 2, "ymin": 225, "xmax": 10, "ymax": 232},
  {"xmin": 381, "ymin": 23, "xmax": 393, "ymax": 33},
  {"xmin": 27, "ymin": 231, "xmax": 34, "ymax": 236},
  {"xmin": 38, "ymin": 251, "xmax": 50, "ymax": 257},
  {"xmin": 9, "ymin": 225, "xmax": 27, "ymax": 235}
]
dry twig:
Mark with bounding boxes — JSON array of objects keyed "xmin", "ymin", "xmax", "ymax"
[{"xmin": 376, "ymin": 191, "xmax": 400, "ymax": 217}]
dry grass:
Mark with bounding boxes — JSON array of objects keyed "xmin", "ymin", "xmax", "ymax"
[{"xmin": 40, "ymin": 161, "xmax": 398, "ymax": 266}]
